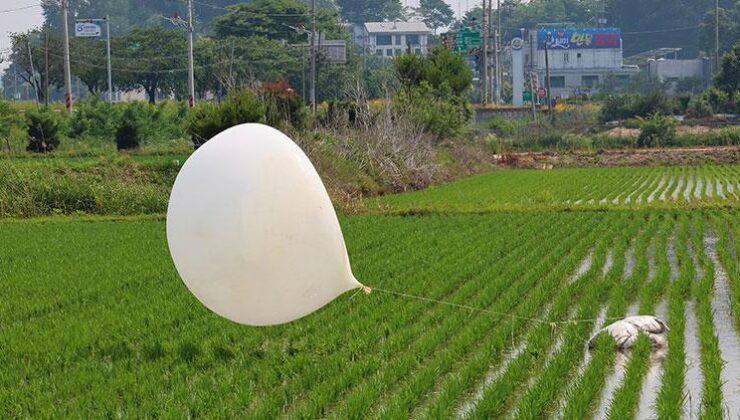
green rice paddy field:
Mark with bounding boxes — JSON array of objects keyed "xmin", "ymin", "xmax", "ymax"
[{"xmin": 2, "ymin": 164, "xmax": 740, "ymax": 418}]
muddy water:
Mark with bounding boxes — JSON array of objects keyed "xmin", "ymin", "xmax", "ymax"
[
  {"xmin": 625, "ymin": 179, "xmax": 649, "ymax": 204},
  {"xmin": 636, "ymin": 300, "xmax": 669, "ymax": 420},
  {"xmin": 594, "ymin": 352, "xmax": 629, "ymax": 419},
  {"xmin": 727, "ymin": 179, "xmax": 737, "ymax": 200},
  {"xmin": 694, "ymin": 178, "xmax": 703, "ymax": 200},
  {"xmin": 455, "ymin": 341, "xmax": 526, "ymax": 418},
  {"xmin": 684, "ymin": 301, "xmax": 703, "ymax": 420},
  {"xmin": 659, "ymin": 174, "xmax": 675, "ymax": 202},
  {"xmin": 705, "ymin": 176, "xmax": 714, "ymax": 198},
  {"xmin": 554, "ymin": 307, "xmax": 609, "ymax": 418},
  {"xmin": 624, "ymin": 247, "xmax": 636, "ymax": 279},
  {"xmin": 715, "ymin": 178, "xmax": 725, "ymax": 199},
  {"xmin": 648, "ymin": 242, "xmax": 657, "ymax": 282},
  {"xmin": 602, "ymin": 250, "xmax": 614, "ymax": 277},
  {"xmin": 667, "ymin": 237, "xmax": 679, "ymax": 282},
  {"xmin": 684, "ymin": 177, "xmax": 694, "ymax": 202},
  {"xmin": 672, "ymin": 174, "xmax": 685, "ymax": 201},
  {"xmin": 705, "ymin": 233, "xmax": 740, "ymax": 416},
  {"xmin": 594, "ymin": 304, "xmax": 641, "ymax": 419},
  {"xmin": 568, "ymin": 251, "xmax": 593, "ymax": 284},
  {"xmin": 646, "ymin": 175, "xmax": 667, "ymax": 203}
]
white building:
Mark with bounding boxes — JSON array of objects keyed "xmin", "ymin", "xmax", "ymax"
[
  {"xmin": 349, "ymin": 22, "xmax": 431, "ymax": 57},
  {"xmin": 522, "ymin": 28, "xmax": 639, "ymax": 98},
  {"xmin": 647, "ymin": 58, "xmax": 711, "ymax": 83}
]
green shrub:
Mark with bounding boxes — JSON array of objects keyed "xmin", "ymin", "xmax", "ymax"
[
  {"xmin": 635, "ymin": 114, "xmax": 676, "ymax": 147},
  {"xmin": 116, "ymin": 104, "xmax": 144, "ymax": 150},
  {"xmin": 600, "ymin": 91, "xmax": 673, "ymax": 122},
  {"xmin": 26, "ymin": 107, "xmax": 63, "ymax": 153},
  {"xmin": 394, "ymin": 82, "xmax": 472, "ymax": 140},
  {"xmin": 485, "ymin": 115, "xmax": 518, "ymax": 137},
  {"xmin": 69, "ymin": 98, "xmax": 121, "ymax": 140},
  {"xmin": 685, "ymin": 95, "xmax": 713, "ymax": 118},
  {"xmin": 187, "ymin": 89, "xmax": 266, "ymax": 148}
]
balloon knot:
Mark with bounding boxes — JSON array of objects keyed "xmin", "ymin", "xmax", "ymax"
[{"xmin": 360, "ymin": 285, "xmax": 372, "ymax": 294}]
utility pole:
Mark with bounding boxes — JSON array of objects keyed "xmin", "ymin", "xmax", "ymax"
[
  {"xmin": 26, "ymin": 40, "xmax": 40, "ymax": 108},
  {"xmin": 487, "ymin": 0, "xmax": 492, "ymax": 103},
  {"xmin": 62, "ymin": 0, "xmax": 73, "ymax": 112},
  {"xmin": 187, "ymin": 0, "xmax": 195, "ymax": 108},
  {"xmin": 544, "ymin": 33, "xmax": 553, "ymax": 119},
  {"xmin": 75, "ymin": 17, "xmax": 114, "ymax": 102},
  {"xmin": 715, "ymin": 0, "xmax": 720, "ymax": 74},
  {"xmin": 105, "ymin": 15, "xmax": 112, "ymax": 102},
  {"xmin": 481, "ymin": 0, "xmax": 488, "ymax": 105},
  {"xmin": 494, "ymin": 0, "xmax": 501, "ymax": 103},
  {"xmin": 44, "ymin": 30, "xmax": 49, "ymax": 106},
  {"xmin": 310, "ymin": 0, "xmax": 317, "ymax": 113}
]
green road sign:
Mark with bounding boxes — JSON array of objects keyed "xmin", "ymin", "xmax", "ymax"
[{"xmin": 455, "ymin": 27, "xmax": 480, "ymax": 51}]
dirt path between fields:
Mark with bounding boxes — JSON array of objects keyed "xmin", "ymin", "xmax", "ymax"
[{"xmin": 498, "ymin": 145, "xmax": 740, "ymax": 169}]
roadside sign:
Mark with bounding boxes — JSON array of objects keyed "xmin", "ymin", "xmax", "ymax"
[
  {"xmin": 75, "ymin": 22, "xmax": 101, "ymax": 37},
  {"xmin": 523, "ymin": 90, "xmax": 532, "ymax": 102},
  {"xmin": 511, "ymin": 37, "xmax": 524, "ymax": 50},
  {"xmin": 537, "ymin": 87, "xmax": 547, "ymax": 98}
]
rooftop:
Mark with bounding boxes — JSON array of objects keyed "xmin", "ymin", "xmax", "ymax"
[{"xmin": 364, "ymin": 21, "xmax": 430, "ymax": 34}]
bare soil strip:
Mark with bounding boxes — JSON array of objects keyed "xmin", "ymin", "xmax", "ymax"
[{"xmin": 705, "ymin": 232, "xmax": 740, "ymax": 416}]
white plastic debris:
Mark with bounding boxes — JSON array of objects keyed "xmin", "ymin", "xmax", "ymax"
[{"xmin": 589, "ymin": 315, "xmax": 668, "ymax": 351}]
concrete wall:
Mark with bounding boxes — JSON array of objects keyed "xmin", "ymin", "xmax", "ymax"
[{"xmin": 648, "ymin": 59, "xmax": 705, "ymax": 80}]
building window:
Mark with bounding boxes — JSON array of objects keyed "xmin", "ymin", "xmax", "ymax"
[
  {"xmin": 395, "ymin": 35, "xmax": 402, "ymax": 45},
  {"xmin": 386, "ymin": 48, "xmax": 393, "ymax": 56},
  {"xmin": 549, "ymin": 76, "xmax": 565, "ymax": 88},
  {"xmin": 577, "ymin": 52, "xmax": 582, "ymax": 59},
  {"xmin": 582, "ymin": 75, "xmax": 599, "ymax": 88},
  {"xmin": 376, "ymin": 35, "xmax": 392, "ymax": 46},
  {"xmin": 406, "ymin": 34, "xmax": 420, "ymax": 45},
  {"xmin": 563, "ymin": 52, "xmax": 569, "ymax": 64},
  {"xmin": 375, "ymin": 49, "xmax": 383, "ymax": 56},
  {"xmin": 414, "ymin": 48, "xmax": 422, "ymax": 55}
]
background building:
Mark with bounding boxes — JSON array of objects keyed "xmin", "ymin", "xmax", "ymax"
[
  {"xmin": 522, "ymin": 27, "xmax": 639, "ymax": 98},
  {"xmin": 351, "ymin": 21, "xmax": 431, "ymax": 58}
]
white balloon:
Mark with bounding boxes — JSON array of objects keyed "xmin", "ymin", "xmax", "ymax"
[{"xmin": 166, "ymin": 123, "xmax": 365, "ymax": 326}]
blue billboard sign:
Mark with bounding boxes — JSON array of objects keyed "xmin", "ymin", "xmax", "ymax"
[{"xmin": 537, "ymin": 28, "xmax": 621, "ymax": 50}]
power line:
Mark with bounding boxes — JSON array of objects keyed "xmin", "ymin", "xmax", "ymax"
[
  {"xmin": 0, "ymin": 4, "xmax": 42, "ymax": 14},
  {"xmin": 621, "ymin": 25, "xmax": 700, "ymax": 35}
]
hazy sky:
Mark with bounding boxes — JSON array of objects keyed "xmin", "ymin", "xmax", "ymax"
[{"xmin": 0, "ymin": 0, "xmax": 482, "ymax": 75}]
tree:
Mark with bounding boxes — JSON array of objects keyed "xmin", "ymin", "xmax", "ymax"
[
  {"xmin": 6, "ymin": 30, "xmax": 63, "ymax": 104},
  {"xmin": 115, "ymin": 27, "xmax": 187, "ymax": 104},
  {"xmin": 699, "ymin": 6, "xmax": 739, "ymax": 57},
  {"xmin": 337, "ymin": 0, "xmax": 404, "ymax": 23},
  {"xmin": 715, "ymin": 41, "xmax": 740, "ymax": 101},
  {"xmin": 70, "ymin": 37, "xmax": 108, "ymax": 95},
  {"xmin": 211, "ymin": 0, "xmax": 343, "ymax": 42},
  {"xmin": 417, "ymin": 0, "xmax": 454, "ymax": 33}
]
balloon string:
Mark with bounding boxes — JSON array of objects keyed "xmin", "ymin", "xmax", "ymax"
[{"xmin": 367, "ymin": 286, "xmax": 624, "ymax": 326}]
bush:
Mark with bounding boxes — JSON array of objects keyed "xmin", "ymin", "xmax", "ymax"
[
  {"xmin": 485, "ymin": 115, "xmax": 519, "ymax": 137},
  {"xmin": 394, "ymin": 82, "xmax": 472, "ymax": 140},
  {"xmin": 635, "ymin": 114, "xmax": 676, "ymax": 148},
  {"xmin": 115, "ymin": 104, "xmax": 144, "ymax": 150},
  {"xmin": 187, "ymin": 89, "xmax": 266, "ymax": 148},
  {"xmin": 685, "ymin": 95, "xmax": 713, "ymax": 118},
  {"xmin": 26, "ymin": 107, "xmax": 63, "ymax": 153},
  {"xmin": 260, "ymin": 82, "xmax": 308, "ymax": 130},
  {"xmin": 600, "ymin": 91, "xmax": 673, "ymax": 123},
  {"xmin": 69, "ymin": 98, "xmax": 121, "ymax": 141}
]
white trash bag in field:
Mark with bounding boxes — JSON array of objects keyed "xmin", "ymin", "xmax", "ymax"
[
  {"xmin": 167, "ymin": 123, "xmax": 367, "ymax": 326},
  {"xmin": 589, "ymin": 315, "xmax": 668, "ymax": 351}
]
